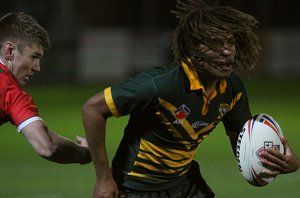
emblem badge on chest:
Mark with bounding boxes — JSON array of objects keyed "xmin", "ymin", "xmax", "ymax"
[{"xmin": 219, "ymin": 103, "xmax": 229, "ymax": 117}]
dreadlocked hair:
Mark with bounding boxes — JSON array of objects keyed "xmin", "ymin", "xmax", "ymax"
[{"xmin": 172, "ymin": 0, "xmax": 261, "ymax": 72}]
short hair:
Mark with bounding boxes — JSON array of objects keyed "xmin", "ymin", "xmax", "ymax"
[
  {"xmin": 0, "ymin": 12, "xmax": 50, "ymax": 52},
  {"xmin": 172, "ymin": 0, "xmax": 261, "ymax": 72}
]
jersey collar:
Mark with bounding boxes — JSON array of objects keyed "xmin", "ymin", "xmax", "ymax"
[
  {"xmin": 0, "ymin": 60, "xmax": 6, "ymax": 73},
  {"xmin": 181, "ymin": 61, "xmax": 205, "ymax": 91},
  {"xmin": 181, "ymin": 61, "xmax": 227, "ymax": 94}
]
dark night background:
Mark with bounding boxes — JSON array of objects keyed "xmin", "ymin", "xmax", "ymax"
[{"xmin": 1, "ymin": 0, "xmax": 300, "ymax": 84}]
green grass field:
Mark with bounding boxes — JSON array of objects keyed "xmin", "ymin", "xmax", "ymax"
[{"xmin": 0, "ymin": 78, "xmax": 299, "ymax": 198}]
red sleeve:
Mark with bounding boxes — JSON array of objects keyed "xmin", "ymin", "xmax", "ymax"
[{"xmin": 0, "ymin": 71, "xmax": 39, "ymax": 126}]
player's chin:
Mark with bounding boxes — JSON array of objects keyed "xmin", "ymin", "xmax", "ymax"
[
  {"xmin": 211, "ymin": 66, "xmax": 233, "ymax": 78},
  {"xmin": 213, "ymin": 70, "xmax": 232, "ymax": 79},
  {"xmin": 18, "ymin": 79, "xmax": 27, "ymax": 87}
]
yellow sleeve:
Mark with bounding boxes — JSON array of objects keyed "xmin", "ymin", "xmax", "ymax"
[{"xmin": 104, "ymin": 87, "xmax": 121, "ymax": 117}]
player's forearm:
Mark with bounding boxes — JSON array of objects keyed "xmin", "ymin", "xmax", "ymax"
[
  {"xmin": 90, "ymin": 142, "xmax": 111, "ymax": 180},
  {"xmin": 84, "ymin": 127, "xmax": 111, "ymax": 179},
  {"xmin": 82, "ymin": 101, "xmax": 111, "ymax": 179},
  {"xmin": 22, "ymin": 120, "xmax": 91, "ymax": 164},
  {"xmin": 227, "ymin": 131, "xmax": 239, "ymax": 156},
  {"xmin": 83, "ymin": 119, "xmax": 110, "ymax": 177},
  {"xmin": 81, "ymin": 91, "xmax": 114, "ymax": 178},
  {"xmin": 45, "ymin": 132, "xmax": 91, "ymax": 164}
]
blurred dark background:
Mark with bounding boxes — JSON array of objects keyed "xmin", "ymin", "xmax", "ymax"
[{"xmin": 1, "ymin": 0, "xmax": 300, "ymax": 84}]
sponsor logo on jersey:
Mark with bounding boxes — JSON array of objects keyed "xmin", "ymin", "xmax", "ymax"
[
  {"xmin": 173, "ymin": 104, "xmax": 190, "ymax": 125},
  {"xmin": 174, "ymin": 104, "xmax": 190, "ymax": 120},
  {"xmin": 218, "ymin": 103, "xmax": 229, "ymax": 117},
  {"xmin": 173, "ymin": 119, "xmax": 183, "ymax": 124},
  {"xmin": 192, "ymin": 121, "xmax": 209, "ymax": 129}
]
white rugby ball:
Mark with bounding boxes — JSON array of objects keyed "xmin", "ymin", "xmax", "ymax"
[{"xmin": 236, "ymin": 114, "xmax": 284, "ymax": 186}]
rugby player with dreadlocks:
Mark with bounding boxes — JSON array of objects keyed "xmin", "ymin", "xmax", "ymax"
[{"xmin": 82, "ymin": 0, "xmax": 300, "ymax": 197}]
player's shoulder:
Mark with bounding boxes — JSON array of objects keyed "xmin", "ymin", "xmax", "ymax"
[
  {"xmin": 127, "ymin": 64, "xmax": 181, "ymax": 88},
  {"xmin": 127, "ymin": 63, "xmax": 183, "ymax": 97},
  {"xmin": 110, "ymin": 64, "xmax": 180, "ymax": 97},
  {"xmin": 137, "ymin": 63, "xmax": 180, "ymax": 79}
]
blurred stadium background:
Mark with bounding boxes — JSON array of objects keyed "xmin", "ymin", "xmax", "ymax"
[
  {"xmin": 1, "ymin": 0, "xmax": 300, "ymax": 84},
  {"xmin": 0, "ymin": 0, "xmax": 299, "ymax": 197}
]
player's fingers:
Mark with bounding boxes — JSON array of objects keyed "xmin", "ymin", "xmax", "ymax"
[
  {"xmin": 261, "ymin": 157, "xmax": 282, "ymax": 169},
  {"xmin": 259, "ymin": 167, "xmax": 280, "ymax": 178},
  {"xmin": 262, "ymin": 150, "xmax": 288, "ymax": 168},
  {"xmin": 280, "ymin": 135, "xmax": 288, "ymax": 145},
  {"xmin": 76, "ymin": 135, "xmax": 83, "ymax": 144},
  {"xmin": 76, "ymin": 135, "xmax": 89, "ymax": 147},
  {"xmin": 280, "ymin": 136, "xmax": 292, "ymax": 153},
  {"xmin": 261, "ymin": 155, "xmax": 288, "ymax": 173},
  {"xmin": 265, "ymin": 148, "xmax": 285, "ymax": 161}
]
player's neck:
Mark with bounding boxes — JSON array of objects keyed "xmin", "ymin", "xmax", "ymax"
[
  {"xmin": 204, "ymin": 81, "xmax": 217, "ymax": 96},
  {"xmin": 198, "ymin": 73, "xmax": 218, "ymax": 96}
]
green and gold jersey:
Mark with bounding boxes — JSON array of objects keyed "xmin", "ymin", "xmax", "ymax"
[{"xmin": 104, "ymin": 63, "xmax": 251, "ymax": 191}]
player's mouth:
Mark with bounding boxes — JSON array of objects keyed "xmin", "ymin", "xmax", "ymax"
[
  {"xmin": 215, "ymin": 60, "xmax": 233, "ymax": 71},
  {"xmin": 219, "ymin": 63, "xmax": 232, "ymax": 71}
]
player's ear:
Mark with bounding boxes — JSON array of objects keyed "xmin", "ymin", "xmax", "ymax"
[{"xmin": 3, "ymin": 41, "xmax": 15, "ymax": 61}]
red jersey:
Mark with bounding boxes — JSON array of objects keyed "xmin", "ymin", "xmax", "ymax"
[{"xmin": 0, "ymin": 63, "xmax": 40, "ymax": 131}]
